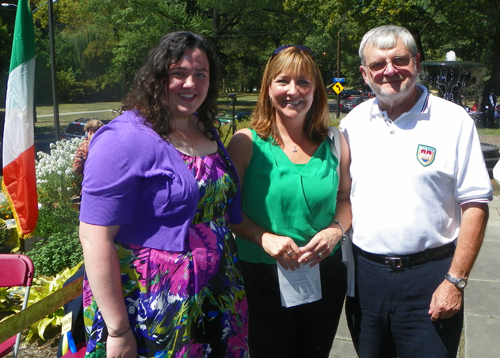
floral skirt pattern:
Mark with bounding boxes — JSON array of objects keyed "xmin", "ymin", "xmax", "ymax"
[{"xmin": 83, "ymin": 148, "xmax": 248, "ymax": 357}]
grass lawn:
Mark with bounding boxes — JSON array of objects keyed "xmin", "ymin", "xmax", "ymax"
[
  {"xmin": 477, "ymin": 128, "xmax": 500, "ymax": 135},
  {"xmin": 35, "ymin": 102, "xmax": 123, "ymax": 116}
]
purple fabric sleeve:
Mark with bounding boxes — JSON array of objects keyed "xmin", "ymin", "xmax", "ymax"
[{"xmin": 79, "ymin": 111, "xmax": 199, "ymax": 251}]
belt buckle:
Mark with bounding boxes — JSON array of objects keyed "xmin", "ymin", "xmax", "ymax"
[{"xmin": 384, "ymin": 256, "xmax": 403, "ymax": 269}]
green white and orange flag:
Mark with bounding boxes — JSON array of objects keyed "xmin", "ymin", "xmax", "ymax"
[{"xmin": 2, "ymin": 0, "xmax": 38, "ymax": 240}]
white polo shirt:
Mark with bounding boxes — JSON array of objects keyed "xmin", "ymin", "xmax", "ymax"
[{"xmin": 340, "ymin": 85, "xmax": 492, "ymax": 255}]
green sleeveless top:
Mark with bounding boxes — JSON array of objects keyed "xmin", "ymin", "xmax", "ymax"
[{"xmin": 236, "ymin": 129, "xmax": 339, "ymax": 264}]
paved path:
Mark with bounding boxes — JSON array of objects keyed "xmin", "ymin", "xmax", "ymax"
[
  {"xmin": 330, "ymin": 181, "xmax": 500, "ymax": 358},
  {"xmin": 36, "ymin": 109, "xmax": 115, "ymax": 118}
]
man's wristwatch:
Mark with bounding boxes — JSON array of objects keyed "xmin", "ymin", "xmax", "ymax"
[{"xmin": 445, "ymin": 273, "xmax": 468, "ymax": 289}]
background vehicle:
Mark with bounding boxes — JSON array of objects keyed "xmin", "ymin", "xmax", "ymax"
[
  {"xmin": 340, "ymin": 89, "xmax": 362, "ymax": 99},
  {"xmin": 234, "ymin": 111, "xmax": 252, "ymax": 121},
  {"xmin": 61, "ymin": 118, "xmax": 110, "ymax": 140},
  {"xmin": 340, "ymin": 97, "xmax": 364, "ymax": 113},
  {"xmin": 328, "ymin": 102, "xmax": 338, "ymax": 112},
  {"xmin": 216, "ymin": 111, "xmax": 251, "ymax": 125}
]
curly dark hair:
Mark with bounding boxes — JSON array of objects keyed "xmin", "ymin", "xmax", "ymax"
[{"xmin": 122, "ymin": 31, "xmax": 220, "ymax": 139}]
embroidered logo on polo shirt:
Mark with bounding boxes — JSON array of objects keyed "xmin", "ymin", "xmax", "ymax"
[{"xmin": 416, "ymin": 144, "xmax": 436, "ymax": 167}]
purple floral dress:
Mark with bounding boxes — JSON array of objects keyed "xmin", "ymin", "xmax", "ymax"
[{"xmin": 83, "ymin": 145, "xmax": 249, "ymax": 358}]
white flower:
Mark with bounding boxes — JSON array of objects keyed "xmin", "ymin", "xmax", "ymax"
[{"xmin": 35, "ymin": 137, "xmax": 84, "ymax": 201}]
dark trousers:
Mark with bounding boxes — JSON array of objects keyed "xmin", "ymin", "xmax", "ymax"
[
  {"xmin": 488, "ymin": 107, "xmax": 496, "ymax": 128},
  {"xmin": 241, "ymin": 249, "xmax": 347, "ymax": 358},
  {"xmin": 346, "ymin": 253, "xmax": 463, "ymax": 358}
]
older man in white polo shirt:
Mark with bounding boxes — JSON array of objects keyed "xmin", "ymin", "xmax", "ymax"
[{"xmin": 340, "ymin": 25, "xmax": 492, "ymax": 358}]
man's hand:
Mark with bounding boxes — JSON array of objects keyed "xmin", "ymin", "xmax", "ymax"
[
  {"xmin": 428, "ymin": 280, "xmax": 462, "ymax": 321},
  {"xmin": 428, "ymin": 203, "xmax": 488, "ymax": 321}
]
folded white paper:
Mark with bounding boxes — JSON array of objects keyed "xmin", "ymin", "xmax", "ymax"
[{"xmin": 277, "ymin": 263, "xmax": 322, "ymax": 308}]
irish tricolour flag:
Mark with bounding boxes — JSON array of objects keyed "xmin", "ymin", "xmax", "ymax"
[{"xmin": 2, "ymin": 0, "xmax": 38, "ymax": 239}]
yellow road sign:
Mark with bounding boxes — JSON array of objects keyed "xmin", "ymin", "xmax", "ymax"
[{"xmin": 333, "ymin": 82, "xmax": 344, "ymax": 95}]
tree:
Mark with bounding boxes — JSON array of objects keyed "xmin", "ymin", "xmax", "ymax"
[
  {"xmin": 4, "ymin": 0, "xmax": 497, "ymax": 104},
  {"xmin": 285, "ymin": 0, "xmax": 500, "ymax": 94},
  {"xmin": 0, "ymin": 2, "xmax": 17, "ymax": 103}
]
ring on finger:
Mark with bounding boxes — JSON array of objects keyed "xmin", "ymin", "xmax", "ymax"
[
  {"xmin": 318, "ymin": 252, "xmax": 323, "ymax": 258},
  {"xmin": 287, "ymin": 251, "xmax": 293, "ymax": 256}
]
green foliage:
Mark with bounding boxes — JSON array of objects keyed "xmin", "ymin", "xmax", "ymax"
[
  {"xmin": 0, "ymin": 218, "xmax": 18, "ymax": 254},
  {"xmin": 35, "ymin": 200, "xmax": 80, "ymax": 239},
  {"xmin": 0, "ymin": 287, "xmax": 9, "ymax": 311},
  {"xmin": 32, "ymin": 137, "xmax": 83, "ymax": 276},
  {"xmin": 25, "ymin": 263, "xmax": 83, "ymax": 342},
  {"xmin": 0, "ymin": 8, "xmax": 15, "ymax": 101},
  {"xmin": 3, "ymin": 0, "xmax": 500, "ymax": 104},
  {"xmin": 284, "ymin": 0, "xmax": 500, "ymax": 93},
  {"xmin": 57, "ymin": 68, "xmax": 87, "ymax": 102},
  {"xmin": 27, "ymin": 229, "xmax": 82, "ymax": 277},
  {"xmin": 0, "ymin": 202, "xmax": 13, "ymax": 220},
  {"xmin": 0, "ymin": 286, "xmax": 22, "ymax": 319},
  {"xmin": 0, "ymin": 263, "xmax": 83, "ymax": 342},
  {"xmin": 0, "ymin": 201, "xmax": 18, "ymax": 253}
]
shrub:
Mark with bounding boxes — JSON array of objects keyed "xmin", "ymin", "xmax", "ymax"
[
  {"xmin": 36, "ymin": 138, "xmax": 83, "ymax": 207},
  {"xmin": 27, "ymin": 229, "xmax": 83, "ymax": 277},
  {"xmin": 0, "ymin": 203, "xmax": 13, "ymax": 220},
  {"xmin": 35, "ymin": 200, "xmax": 80, "ymax": 239},
  {"xmin": 0, "ymin": 222, "xmax": 9, "ymax": 253},
  {"xmin": 31, "ymin": 137, "xmax": 84, "ymax": 276},
  {"xmin": 0, "ymin": 219, "xmax": 18, "ymax": 254},
  {"xmin": 0, "ymin": 201, "xmax": 18, "ymax": 253}
]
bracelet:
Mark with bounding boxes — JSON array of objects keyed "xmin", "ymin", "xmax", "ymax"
[
  {"xmin": 108, "ymin": 326, "xmax": 131, "ymax": 338},
  {"xmin": 332, "ymin": 220, "xmax": 346, "ymax": 242}
]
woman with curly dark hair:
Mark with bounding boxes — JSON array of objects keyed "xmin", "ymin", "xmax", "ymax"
[
  {"xmin": 79, "ymin": 31, "xmax": 248, "ymax": 358},
  {"xmin": 121, "ymin": 32, "xmax": 220, "ymax": 140}
]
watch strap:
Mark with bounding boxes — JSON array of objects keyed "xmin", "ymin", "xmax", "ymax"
[{"xmin": 445, "ymin": 273, "xmax": 467, "ymax": 289}]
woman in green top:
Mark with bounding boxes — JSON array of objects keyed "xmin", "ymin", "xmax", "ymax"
[{"xmin": 227, "ymin": 45, "xmax": 352, "ymax": 358}]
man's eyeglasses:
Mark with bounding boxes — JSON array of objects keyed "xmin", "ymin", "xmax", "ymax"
[
  {"xmin": 272, "ymin": 45, "xmax": 314, "ymax": 58},
  {"xmin": 365, "ymin": 55, "xmax": 414, "ymax": 72}
]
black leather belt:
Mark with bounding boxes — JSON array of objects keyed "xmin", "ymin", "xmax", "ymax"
[{"xmin": 355, "ymin": 242, "xmax": 456, "ymax": 269}]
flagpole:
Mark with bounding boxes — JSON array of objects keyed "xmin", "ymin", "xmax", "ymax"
[{"xmin": 47, "ymin": 0, "xmax": 60, "ymax": 140}]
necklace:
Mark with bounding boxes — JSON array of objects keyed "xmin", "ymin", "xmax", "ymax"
[{"xmin": 283, "ymin": 134, "xmax": 305, "ymax": 153}]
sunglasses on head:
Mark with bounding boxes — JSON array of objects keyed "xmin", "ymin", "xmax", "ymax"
[
  {"xmin": 365, "ymin": 55, "xmax": 414, "ymax": 72},
  {"xmin": 272, "ymin": 45, "xmax": 314, "ymax": 58}
]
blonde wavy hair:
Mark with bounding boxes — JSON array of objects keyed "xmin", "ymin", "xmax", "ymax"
[
  {"xmin": 84, "ymin": 118, "xmax": 104, "ymax": 133},
  {"xmin": 251, "ymin": 46, "xmax": 330, "ymax": 145}
]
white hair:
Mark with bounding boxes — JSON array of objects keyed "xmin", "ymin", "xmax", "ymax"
[{"xmin": 359, "ymin": 25, "xmax": 418, "ymax": 65}]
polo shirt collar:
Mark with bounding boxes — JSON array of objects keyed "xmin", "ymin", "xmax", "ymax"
[{"xmin": 370, "ymin": 84, "xmax": 430, "ymax": 122}]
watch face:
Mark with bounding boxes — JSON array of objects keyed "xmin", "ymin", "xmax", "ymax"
[{"xmin": 445, "ymin": 273, "xmax": 467, "ymax": 289}]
